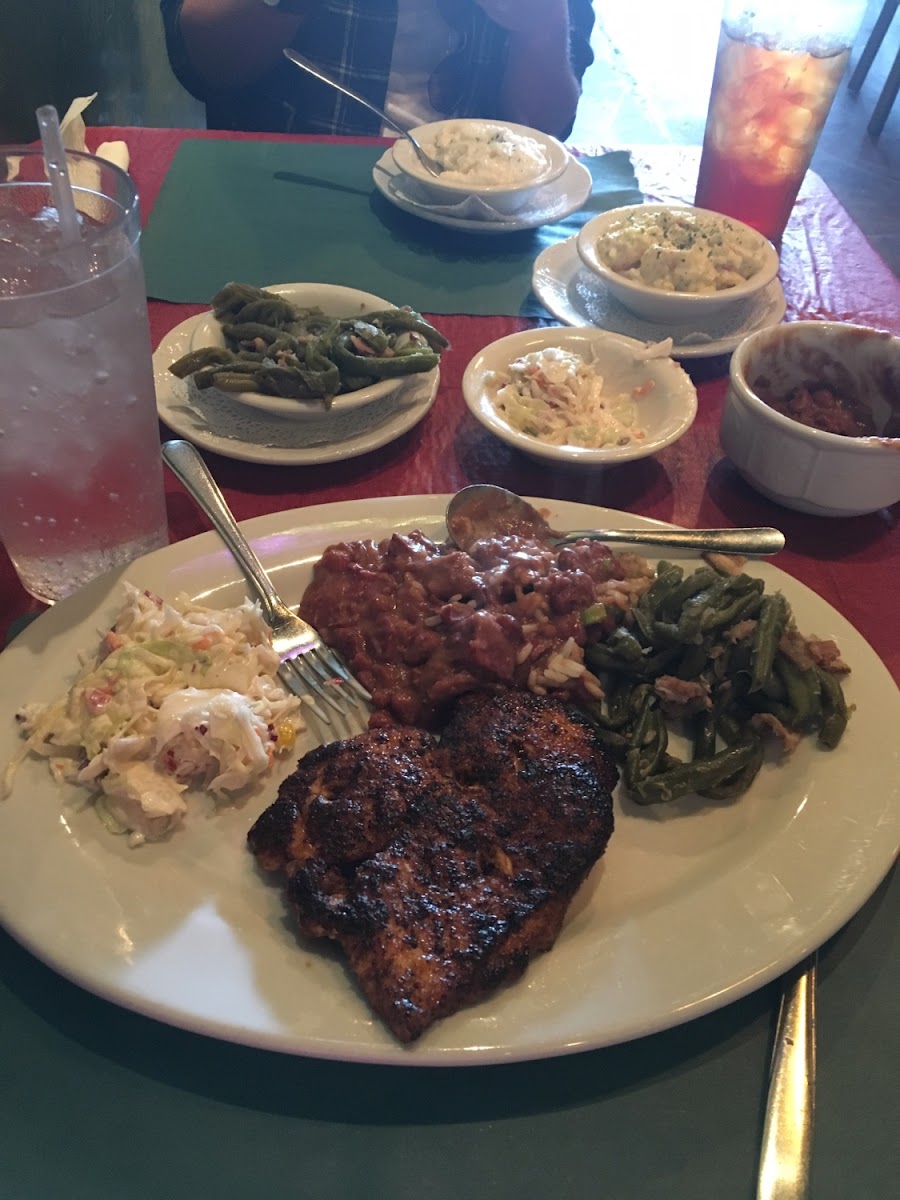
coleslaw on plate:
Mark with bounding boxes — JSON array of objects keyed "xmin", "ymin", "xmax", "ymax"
[
  {"xmin": 4, "ymin": 584, "xmax": 304, "ymax": 845},
  {"xmin": 488, "ymin": 347, "xmax": 650, "ymax": 448}
]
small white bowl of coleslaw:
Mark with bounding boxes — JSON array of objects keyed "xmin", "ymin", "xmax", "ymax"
[{"xmin": 462, "ymin": 326, "xmax": 698, "ymax": 466}]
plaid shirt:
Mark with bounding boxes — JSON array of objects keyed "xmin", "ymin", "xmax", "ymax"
[{"xmin": 161, "ymin": 0, "xmax": 594, "ymax": 137}]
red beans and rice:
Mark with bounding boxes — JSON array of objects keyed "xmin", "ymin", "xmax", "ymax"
[{"xmin": 300, "ymin": 530, "xmax": 654, "ymax": 727}]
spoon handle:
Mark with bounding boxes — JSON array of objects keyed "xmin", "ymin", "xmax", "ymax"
[
  {"xmin": 556, "ymin": 527, "xmax": 785, "ymax": 556},
  {"xmin": 282, "ymin": 49, "xmax": 442, "ymax": 177},
  {"xmin": 283, "ymin": 50, "xmax": 406, "ymax": 137}
]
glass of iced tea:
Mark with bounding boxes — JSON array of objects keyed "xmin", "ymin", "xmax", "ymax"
[
  {"xmin": 0, "ymin": 147, "xmax": 168, "ymax": 604},
  {"xmin": 694, "ymin": 1, "xmax": 868, "ymax": 243}
]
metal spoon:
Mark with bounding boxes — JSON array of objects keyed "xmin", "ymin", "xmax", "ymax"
[
  {"xmin": 445, "ymin": 484, "xmax": 785, "ymax": 556},
  {"xmin": 282, "ymin": 49, "xmax": 445, "ymax": 178}
]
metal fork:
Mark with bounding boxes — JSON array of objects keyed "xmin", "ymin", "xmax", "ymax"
[{"xmin": 161, "ymin": 440, "xmax": 371, "ymax": 728}]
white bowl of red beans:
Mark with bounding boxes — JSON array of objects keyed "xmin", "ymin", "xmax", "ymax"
[{"xmin": 721, "ymin": 321, "xmax": 900, "ymax": 517}]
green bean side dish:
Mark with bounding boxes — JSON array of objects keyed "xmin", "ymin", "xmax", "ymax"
[
  {"xmin": 169, "ymin": 283, "xmax": 450, "ymax": 406},
  {"xmin": 581, "ymin": 558, "xmax": 851, "ymax": 805}
]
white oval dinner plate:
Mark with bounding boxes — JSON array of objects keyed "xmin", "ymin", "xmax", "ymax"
[
  {"xmin": 0, "ymin": 497, "xmax": 897, "ymax": 1067},
  {"xmin": 372, "ymin": 149, "xmax": 593, "ymax": 234},
  {"xmin": 154, "ymin": 313, "xmax": 439, "ymax": 466},
  {"xmin": 533, "ymin": 237, "xmax": 788, "ymax": 359}
]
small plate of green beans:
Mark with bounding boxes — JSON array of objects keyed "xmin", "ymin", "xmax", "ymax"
[{"xmin": 168, "ymin": 282, "xmax": 449, "ymax": 421}]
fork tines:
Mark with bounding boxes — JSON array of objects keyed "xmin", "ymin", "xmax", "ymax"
[{"xmin": 280, "ymin": 644, "xmax": 371, "ymax": 729}]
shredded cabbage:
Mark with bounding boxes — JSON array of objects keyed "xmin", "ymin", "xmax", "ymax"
[
  {"xmin": 489, "ymin": 348, "xmax": 649, "ymax": 449},
  {"xmin": 6, "ymin": 584, "xmax": 305, "ymax": 846}
]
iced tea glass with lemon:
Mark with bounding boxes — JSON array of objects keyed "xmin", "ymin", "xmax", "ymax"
[{"xmin": 694, "ymin": 1, "xmax": 867, "ymax": 243}]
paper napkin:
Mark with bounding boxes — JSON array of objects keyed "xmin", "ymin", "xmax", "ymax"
[
  {"xmin": 59, "ymin": 93, "xmax": 130, "ymax": 173},
  {"xmin": 6, "ymin": 94, "xmax": 129, "ymax": 189}
]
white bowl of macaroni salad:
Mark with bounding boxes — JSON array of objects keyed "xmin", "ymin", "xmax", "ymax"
[
  {"xmin": 462, "ymin": 326, "xmax": 698, "ymax": 466},
  {"xmin": 391, "ymin": 120, "xmax": 570, "ymax": 213},
  {"xmin": 576, "ymin": 204, "xmax": 780, "ymax": 324}
]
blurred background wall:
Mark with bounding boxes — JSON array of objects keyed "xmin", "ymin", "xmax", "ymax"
[
  {"xmin": 0, "ymin": 0, "xmax": 202, "ymax": 141},
  {"xmin": 0, "ymin": 0, "xmax": 894, "ymax": 269}
]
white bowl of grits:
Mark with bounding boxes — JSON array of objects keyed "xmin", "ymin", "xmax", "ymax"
[
  {"xmin": 575, "ymin": 204, "xmax": 780, "ymax": 324},
  {"xmin": 391, "ymin": 119, "xmax": 570, "ymax": 214},
  {"xmin": 462, "ymin": 326, "xmax": 698, "ymax": 466}
]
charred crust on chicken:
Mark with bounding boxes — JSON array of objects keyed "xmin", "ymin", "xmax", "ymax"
[{"xmin": 247, "ymin": 690, "xmax": 616, "ymax": 1043}]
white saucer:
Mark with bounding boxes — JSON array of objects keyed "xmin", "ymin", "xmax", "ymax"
[
  {"xmin": 372, "ymin": 150, "xmax": 593, "ymax": 233},
  {"xmin": 154, "ymin": 313, "xmax": 438, "ymax": 466},
  {"xmin": 532, "ymin": 237, "xmax": 788, "ymax": 359}
]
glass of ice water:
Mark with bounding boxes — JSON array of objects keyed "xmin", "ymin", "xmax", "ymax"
[{"xmin": 0, "ymin": 146, "xmax": 169, "ymax": 604}]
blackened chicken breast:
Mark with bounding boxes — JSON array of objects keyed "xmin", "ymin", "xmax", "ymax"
[{"xmin": 247, "ymin": 690, "xmax": 616, "ymax": 1043}]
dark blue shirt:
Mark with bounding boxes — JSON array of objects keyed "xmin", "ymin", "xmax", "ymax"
[{"xmin": 160, "ymin": 0, "xmax": 595, "ymax": 138}]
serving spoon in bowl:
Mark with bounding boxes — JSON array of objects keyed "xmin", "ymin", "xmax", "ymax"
[
  {"xmin": 282, "ymin": 49, "xmax": 445, "ymax": 178},
  {"xmin": 445, "ymin": 484, "xmax": 785, "ymax": 557}
]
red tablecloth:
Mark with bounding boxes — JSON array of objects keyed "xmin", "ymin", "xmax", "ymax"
[{"xmin": 3, "ymin": 128, "xmax": 898, "ymax": 686}]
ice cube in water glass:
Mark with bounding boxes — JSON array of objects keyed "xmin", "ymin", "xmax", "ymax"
[{"xmin": 0, "ymin": 207, "xmax": 74, "ymax": 298}]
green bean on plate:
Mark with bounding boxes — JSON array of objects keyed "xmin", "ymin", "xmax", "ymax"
[
  {"xmin": 581, "ymin": 555, "xmax": 851, "ymax": 805},
  {"xmin": 168, "ymin": 282, "xmax": 450, "ymax": 408}
]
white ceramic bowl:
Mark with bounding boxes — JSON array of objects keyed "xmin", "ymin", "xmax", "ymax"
[
  {"xmin": 390, "ymin": 119, "xmax": 570, "ymax": 215},
  {"xmin": 575, "ymin": 204, "xmax": 780, "ymax": 325},
  {"xmin": 462, "ymin": 326, "xmax": 698, "ymax": 466},
  {"xmin": 188, "ymin": 283, "xmax": 432, "ymax": 421},
  {"xmin": 721, "ymin": 321, "xmax": 900, "ymax": 517}
]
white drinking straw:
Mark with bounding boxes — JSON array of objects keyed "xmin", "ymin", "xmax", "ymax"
[{"xmin": 36, "ymin": 104, "xmax": 81, "ymax": 246}]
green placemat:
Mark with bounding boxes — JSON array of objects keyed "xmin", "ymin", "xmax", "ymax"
[{"xmin": 141, "ymin": 140, "xmax": 641, "ymax": 317}]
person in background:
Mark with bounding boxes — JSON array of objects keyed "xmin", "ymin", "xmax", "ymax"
[{"xmin": 160, "ymin": 0, "xmax": 595, "ymax": 140}]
